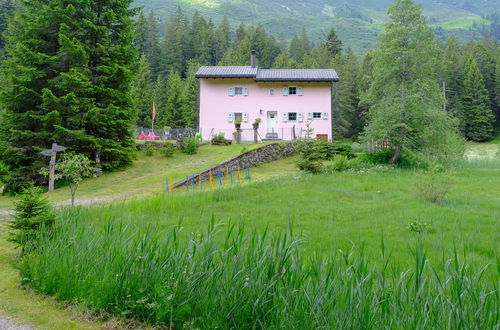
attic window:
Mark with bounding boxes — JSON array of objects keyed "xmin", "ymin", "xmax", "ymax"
[{"xmin": 234, "ymin": 87, "xmax": 243, "ymax": 95}]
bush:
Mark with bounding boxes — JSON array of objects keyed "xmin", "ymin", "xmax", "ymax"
[
  {"xmin": 8, "ymin": 183, "xmax": 56, "ymax": 251},
  {"xmin": 161, "ymin": 142, "xmax": 176, "ymax": 157},
  {"xmin": 324, "ymin": 155, "xmax": 351, "ymax": 172},
  {"xmin": 144, "ymin": 142, "xmax": 156, "ymax": 156},
  {"xmin": 357, "ymin": 151, "xmax": 393, "ymax": 165},
  {"xmin": 211, "ymin": 132, "xmax": 226, "ymax": 144},
  {"xmin": 415, "ymin": 165, "xmax": 455, "ymax": 204},
  {"xmin": 296, "ymin": 157, "xmax": 323, "ymax": 173},
  {"xmin": 297, "ymin": 140, "xmax": 355, "ymax": 161},
  {"xmin": 182, "ymin": 137, "xmax": 199, "ymax": 155}
]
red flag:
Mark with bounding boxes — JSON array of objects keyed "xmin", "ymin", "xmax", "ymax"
[{"xmin": 152, "ymin": 102, "xmax": 157, "ymax": 120}]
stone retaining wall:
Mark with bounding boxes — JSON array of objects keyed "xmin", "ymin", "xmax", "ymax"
[{"xmin": 173, "ymin": 142, "xmax": 296, "ymax": 188}]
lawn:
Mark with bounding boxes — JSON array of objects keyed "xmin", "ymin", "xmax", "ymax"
[
  {"xmin": 2, "ymin": 142, "xmax": 499, "ymax": 328},
  {"xmin": 0, "ymin": 143, "xmax": 266, "ymax": 210}
]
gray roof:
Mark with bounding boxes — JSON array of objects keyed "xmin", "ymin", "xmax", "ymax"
[
  {"xmin": 195, "ymin": 66, "xmax": 339, "ymax": 82},
  {"xmin": 195, "ymin": 66, "xmax": 259, "ymax": 78},
  {"xmin": 256, "ymin": 69, "xmax": 339, "ymax": 82}
]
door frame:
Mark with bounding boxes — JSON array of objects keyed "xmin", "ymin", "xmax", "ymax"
[{"xmin": 266, "ymin": 111, "xmax": 278, "ymax": 134}]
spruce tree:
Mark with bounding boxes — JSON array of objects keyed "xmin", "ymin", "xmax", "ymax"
[
  {"xmin": 184, "ymin": 60, "xmax": 201, "ymax": 128},
  {"xmin": 442, "ymin": 37, "xmax": 465, "ymax": 132},
  {"xmin": 164, "ymin": 71, "xmax": 189, "ymax": 128},
  {"xmin": 495, "ymin": 54, "xmax": 500, "ymax": 123},
  {"xmin": 160, "ymin": 6, "xmax": 190, "ymax": 76},
  {"xmin": 219, "ymin": 37, "xmax": 252, "ymax": 66},
  {"xmin": 213, "ymin": 16, "xmax": 231, "ymax": 65},
  {"xmin": 462, "ymin": 56, "xmax": 494, "ymax": 142},
  {"xmin": 131, "ymin": 56, "xmax": 154, "ymax": 127},
  {"xmin": 145, "ymin": 11, "xmax": 162, "ymax": 79},
  {"xmin": 134, "ymin": 11, "xmax": 148, "ymax": 54},
  {"xmin": 325, "ymin": 28, "xmax": 343, "ymax": 56},
  {"xmin": 362, "ymin": 0, "xmax": 459, "ymax": 163},
  {"xmin": 0, "ymin": 0, "xmax": 137, "ymax": 191},
  {"xmin": 0, "ymin": 0, "xmax": 15, "ymax": 60}
]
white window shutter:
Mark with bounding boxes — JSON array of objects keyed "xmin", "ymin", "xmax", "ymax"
[
  {"xmin": 297, "ymin": 112, "xmax": 303, "ymax": 122},
  {"xmin": 282, "ymin": 112, "xmax": 288, "ymax": 122},
  {"xmin": 307, "ymin": 112, "xmax": 313, "ymax": 120},
  {"xmin": 227, "ymin": 112, "xmax": 234, "ymax": 123},
  {"xmin": 243, "ymin": 86, "xmax": 249, "ymax": 96},
  {"xmin": 228, "ymin": 87, "xmax": 234, "ymax": 96},
  {"xmin": 282, "ymin": 87, "xmax": 289, "ymax": 96},
  {"xmin": 297, "ymin": 87, "xmax": 303, "ymax": 96},
  {"xmin": 243, "ymin": 113, "xmax": 249, "ymax": 122},
  {"xmin": 322, "ymin": 112, "xmax": 328, "ymax": 120}
]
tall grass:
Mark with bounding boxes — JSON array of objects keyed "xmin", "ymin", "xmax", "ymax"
[{"xmin": 21, "ymin": 212, "xmax": 499, "ymax": 329}]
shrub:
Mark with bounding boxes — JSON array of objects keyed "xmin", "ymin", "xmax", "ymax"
[
  {"xmin": 415, "ymin": 165, "xmax": 455, "ymax": 204},
  {"xmin": 182, "ymin": 137, "xmax": 199, "ymax": 155},
  {"xmin": 161, "ymin": 142, "xmax": 176, "ymax": 157},
  {"xmin": 297, "ymin": 140, "xmax": 355, "ymax": 161},
  {"xmin": 324, "ymin": 155, "xmax": 351, "ymax": 172},
  {"xmin": 8, "ymin": 183, "xmax": 56, "ymax": 252},
  {"xmin": 357, "ymin": 151, "xmax": 393, "ymax": 165},
  {"xmin": 144, "ymin": 142, "xmax": 156, "ymax": 156},
  {"xmin": 296, "ymin": 157, "xmax": 323, "ymax": 173}
]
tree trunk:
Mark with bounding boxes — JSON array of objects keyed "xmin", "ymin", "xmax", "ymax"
[{"xmin": 390, "ymin": 143, "xmax": 402, "ymax": 164}]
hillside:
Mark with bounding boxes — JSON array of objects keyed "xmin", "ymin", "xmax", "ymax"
[{"xmin": 134, "ymin": 0, "xmax": 499, "ymax": 53}]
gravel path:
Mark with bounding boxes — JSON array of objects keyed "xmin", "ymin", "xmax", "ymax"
[{"xmin": 0, "ymin": 316, "xmax": 32, "ymax": 330}]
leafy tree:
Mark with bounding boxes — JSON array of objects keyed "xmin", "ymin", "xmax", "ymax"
[
  {"xmin": 45, "ymin": 153, "xmax": 100, "ymax": 207},
  {"xmin": 9, "ymin": 183, "xmax": 56, "ymax": 252},
  {"xmin": 164, "ymin": 71, "xmax": 189, "ymax": 128},
  {"xmin": 324, "ymin": 28, "xmax": 343, "ymax": 56},
  {"xmin": 362, "ymin": 0, "xmax": 459, "ymax": 163},
  {"xmin": 131, "ymin": 56, "xmax": 155, "ymax": 127},
  {"xmin": 462, "ymin": 56, "xmax": 494, "ymax": 141},
  {"xmin": 0, "ymin": 0, "xmax": 137, "ymax": 191}
]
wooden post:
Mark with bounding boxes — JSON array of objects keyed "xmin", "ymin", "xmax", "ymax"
[{"xmin": 40, "ymin": 143, "xmax": 66, "ymax": 193}]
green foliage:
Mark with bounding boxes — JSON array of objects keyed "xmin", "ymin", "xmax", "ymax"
[
  {"xmin": 324, "ymin": 28, "xmax": 343, "ymax": 56},
  {"xmin": 211, "ymin": 132, "xmax": 226, "ymax": 143},
  {"xmin": 415, "ymin": 165, "xmax": 455, "ymax": 204},
  {"xmin": 296, "ymin": 157, "xmax": 323, "ymax": 173},
  {"xmin": 131, "ymin": 56, "xmax": 155, "ymax": 127},
  {"xmin": 163, "ymin": 70, "xmax": 189, "ymax": 128},
  {"xmin": 144, "ymin": 143, "xmax": 156, "ymax": 156},
  {"xmin": 42, "ymin": 154, "xmax": 100, "ymax": 207},
  {"xmin": 362, "ymin": 0, "xmax": 460, "ymax": 164},
  {"xmin": 324, "ymin": 155, "xmax": 351, "ymax": 172},
  {"xmin": 181, "ymin": 137, "xmax": 199, "ymax": 154},
  {"xmin": 8, "ymin": 183, "xmax": 55, "ymax": 250},
  {"xmin": 0, "ymin": 0, "xmax": 137, "ymax": 191},
  {"xmin": 297, "ymin": 140, "xmax": 354, "ymax": 161},
  {"xmin": 462, "ymin": 56, "xmax": 495, "ymax": 142},
  {"xmin": 20, "ymin": 216, "xmax": 499, "ymax": 328},
  {"xmin": 161, "ymin": 142, "xmax": 177, "ymax": 157}
]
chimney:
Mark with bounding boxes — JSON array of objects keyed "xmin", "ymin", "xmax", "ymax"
[{"xmin": 250, "ymin": 50, "xmax": 257, "ymax": 68}]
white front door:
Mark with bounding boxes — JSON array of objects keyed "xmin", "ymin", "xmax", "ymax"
[{"xmin": 267, "ymin": 111, "xmax": 278, "ymax": 134}]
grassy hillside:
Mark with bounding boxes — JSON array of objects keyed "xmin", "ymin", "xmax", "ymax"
[{"xmin": 134, "ymin": 0, "xmax": 499, "ymax": 53}]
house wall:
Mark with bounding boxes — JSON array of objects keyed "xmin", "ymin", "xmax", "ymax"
[{"xmin": 199, "ymin": 78, "xmax": 332, "ymax": 141}]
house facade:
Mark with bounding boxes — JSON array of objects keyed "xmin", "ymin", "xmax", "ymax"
[{"xmin": 196, "ymin": 52, "xmax": 339, "ymax": 141}]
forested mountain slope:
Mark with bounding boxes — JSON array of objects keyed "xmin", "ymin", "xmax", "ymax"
[{"xmin": 134, "ymin": 0, "xmax": 500, "ymax": 53}]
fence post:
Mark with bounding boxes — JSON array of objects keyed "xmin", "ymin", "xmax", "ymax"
[{"xmin": 166, "ymin": 176, "xmax": 169, "ymax": 195}]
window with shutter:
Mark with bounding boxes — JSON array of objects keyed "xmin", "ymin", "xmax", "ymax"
[
  {"xmin": 243, "ymin": 113, "xmax": 249, "ymax": 122},
  {"xmin": 269, "ymin": 88, "xmax": 275, "ymax": 96},
  {"xmin": 228, "ymin": 87, "xmax": 234, "ymax": 96},
  {"xmin": 243, "ymin": 87, "xmax": 249, "ymax": 96},
  {"xmin": 297, "ymin": 112, "xmax": 303, "ymax": 122},
  {"xmin": 297, "ymin": 87, "xmax": 303, "ymax": 96},
  {"xmin": 313, "ymin": 112, "xmax": 322, "ymax": 119},
  {"xmin": 287, "ymin": 112, "xmax": 297, "ymax": 121},
  {"xmin": 322, "ymin": 112, "xmax": 328, "ymax": 120},
  {"xmin": 227, "ymin": 113, "xmax": 234, "ymax": 122},
  {"xmin": 282, "ymin": 87, "xmax": 289, "ymax": 96},
  {"xmin": 308, "ymin": 112, "xmax": 313, "ymax": 120},
  {"xmin": 282, "ymin": 112, "xmax": 288, "ymax": 122}
]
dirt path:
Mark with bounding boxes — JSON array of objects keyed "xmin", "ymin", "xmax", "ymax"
[{"xmin": 0, "ymin": 316, "xmax": 32, "ymax": 330}]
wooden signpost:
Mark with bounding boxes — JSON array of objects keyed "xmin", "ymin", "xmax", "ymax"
[{"xmin": 40, "ymin": 143, "xmax": 66, "ymax": 192}]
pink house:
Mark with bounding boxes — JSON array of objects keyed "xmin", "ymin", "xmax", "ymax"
[{"xmin": 196, "ymin": 51, "xmax": 339, "ymax": 141}]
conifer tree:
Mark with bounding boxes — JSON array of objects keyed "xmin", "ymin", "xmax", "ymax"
[
  {"xmin": 273, "ymin": 53, "xmax": 297, "ymax": 69},
  {"xmin": 219, "ymin": 37, "xmax": 252, "ymax": 66},
  {"xmin": 235, "ymin": 23, "xmax": 246, "ymax": 43},
  {"xmin": 164, "ymin": 71, "xmax": 189, "ymax": 128},
  {"xmin": 134, "ymin": 11, "xmax": 148, "ymax": 54},
  {"xmin": 131, "ymin": 56, "xmax": 154, "ymax": 127},
  {"xmin": 184, "ymin": 61, "xmax": 201, "ymax": 128},
  {"xmin": 324, "ymin": 28, "xmax": 343, "ymax": 56},
  {"xmin": 0, "ymin": 0, "xmax": 15, "ymax": 60},
  {"xmin": 213, "ymin": 16, "xmax": 231, "ymax": 65},
  {"xmin": 495, "ymin": 54, "xmax": 500, "ymax": 122},
  {"xmin": 442, "ymin": 37, "xmax": 465, "ymax": 131},
  {"xmin": 462, "ymin": 56, "xmax": 494, "ymax": 141},
  {"xmin": 160, "ymin": 6, "xmax": 190, "ymax": 76},
  {"xmin": 362, "ymin": 0, "xmax": 459, "ymax": 163},
  {"xmin": 145, "ymin": 11, "xmax": 162, "ymax": 79},
  {"xmin": 190, "ymin": 12, "xmax": 214, "ymax": 66},
  {"xmin": 0, "ymin": 0, "xmax": 137, "ymax": 190}
]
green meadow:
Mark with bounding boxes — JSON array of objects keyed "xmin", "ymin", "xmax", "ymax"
[{"xmin": 13, "ymin": 143, "xmax": 500, "ymax": 328}]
